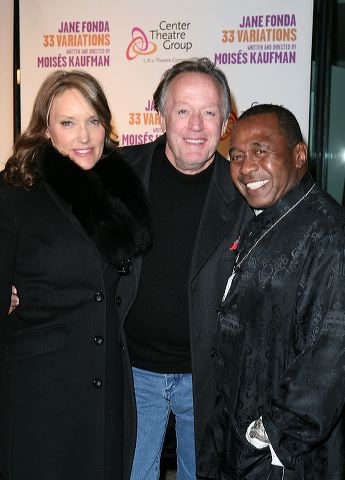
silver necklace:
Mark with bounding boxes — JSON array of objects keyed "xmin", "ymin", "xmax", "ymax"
[{"xmin": 234, "ymin": 183, "xmax": 315, "ymax": 272}]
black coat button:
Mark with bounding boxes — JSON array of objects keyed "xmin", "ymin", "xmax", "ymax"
[
  {"xmin": 93, "ymin": 378, "xmax": 103, "ymax": 388},
  {"xmin": 94, "ymin": 292, "xmax": 104, "ymax": 302},
  {"xmin": 116, "ymin": 296, "xmax": 121, "ymax": 306},
  {"xmin": 94, "ymin": 336, "xmax": 104, "ymax": 345}
]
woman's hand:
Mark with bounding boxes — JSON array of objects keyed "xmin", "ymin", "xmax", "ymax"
[{"xmin": 9, "ymin": 285, "xmax": 19, "ymax": 314}]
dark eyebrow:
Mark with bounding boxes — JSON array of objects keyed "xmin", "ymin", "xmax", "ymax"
[
  {"xmin": 251, "ymin": 141, "xmax": 269, "ymax": 149},
  {"xmin": 229, "ymin": 147, "xmax": 241, "ymax": 155}
]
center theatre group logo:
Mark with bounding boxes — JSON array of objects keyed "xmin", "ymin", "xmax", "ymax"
[{"xmin": 126, "ymin": 27, "xmax": 157, "ymax": 60}]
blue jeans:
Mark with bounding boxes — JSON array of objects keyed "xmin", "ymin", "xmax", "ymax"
[{"xmin": 130, "ymin": 367, "xmax": 196, "ymax": 480}]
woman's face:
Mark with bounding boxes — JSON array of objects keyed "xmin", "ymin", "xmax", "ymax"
[{"xmin": 46, "ymin": 88, "xmax": 106, "ymax": 170}]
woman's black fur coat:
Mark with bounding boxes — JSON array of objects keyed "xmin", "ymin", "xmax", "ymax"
[{"xmin": 38, "ymin": 144, "xmax": 152, "ymax": 267}]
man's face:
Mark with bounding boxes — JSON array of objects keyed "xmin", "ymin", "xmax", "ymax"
[
  {"xmin": 229, "ymin": 113, "xmax": 307, "ymax": 209},
  {"xmin": 160, "ymin": 72, "xmax": 227, "ymax": 175}
]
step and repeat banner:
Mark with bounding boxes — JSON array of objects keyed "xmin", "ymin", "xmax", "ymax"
[
  {"xmin": 1, "ymin": 0, "xmax": 14, "ymax": 166},
  {"xmin": 17, "ymin": 0, "xmax": 313, "ymax": 159}
]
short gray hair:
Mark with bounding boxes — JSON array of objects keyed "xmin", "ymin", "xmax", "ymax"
[{"xmin": 153, "ymin": 57, "xmax": 231, "ymax": 122}]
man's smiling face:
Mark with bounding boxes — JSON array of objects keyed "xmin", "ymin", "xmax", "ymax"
[
  {"xmin": 160, "ymin": 72, "xmax": 227, "ymax": 175},
  {"xmin": 229, "ymin": 112, "xmax": 307, "ymax": 208}
]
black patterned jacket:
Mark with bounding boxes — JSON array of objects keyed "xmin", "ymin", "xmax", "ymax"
[{"xmin": 198, "ymin": 173, "xmax": 345, "ymax": 480}]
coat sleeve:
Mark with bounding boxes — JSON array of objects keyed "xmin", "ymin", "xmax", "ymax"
[
  {"xmin": 263, "ymin": 231, "xmax": 345, "ymax": 469},
  {"xmin": 0, "ymin": 186, "xmax": 17, "ymax": 325}
]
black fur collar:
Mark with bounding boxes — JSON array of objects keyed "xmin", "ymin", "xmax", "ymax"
[{"xmin": 38, "ymin": 144, "xmax": 151, "ymax": 267}]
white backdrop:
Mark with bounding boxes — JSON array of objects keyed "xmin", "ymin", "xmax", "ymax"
[
  {"xmin": 17, "ymin": 0, "xmax": 313, "ymax": 159},
  {"xmin": 0, "ymin": 0, "xmax": 14, "ymax": 169}
]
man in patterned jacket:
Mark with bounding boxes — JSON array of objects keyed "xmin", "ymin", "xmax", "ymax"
[{"xmin": 197, "ymin": 104, "xmax": 345, "ymax": 480}]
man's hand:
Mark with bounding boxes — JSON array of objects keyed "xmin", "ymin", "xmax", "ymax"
[
  {"xmin": 9, "ymin": 285, "xmax": 19, "ymax": 314},
  {"xmin": 246, "ymin": 417, "xmax": 284, "ymax": 467}
]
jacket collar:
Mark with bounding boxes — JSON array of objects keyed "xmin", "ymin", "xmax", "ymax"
[
  {"xmin": 237, "ymin": 173, "xmax": 316, "ymax": 259},
  {"xmin": 38, "ymin": 144, "xmax": 152, "ymax": 267},
  {"xmin": 190, "ymin": 151, "xmax": 249, "ymax": 280},
  {"xmin": 248, "ymin": 172, "xmax": 315, "ymax": 231}
]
